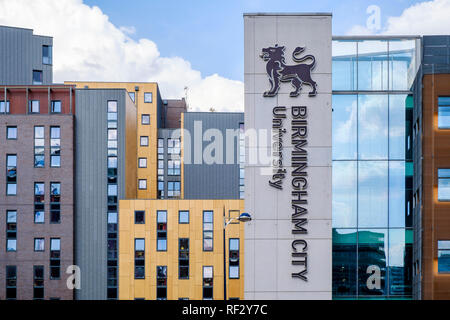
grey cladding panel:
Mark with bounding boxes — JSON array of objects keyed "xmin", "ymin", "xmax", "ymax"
[
  {"xmin": 75, "ymin": 89, "xmax": 126, "ymax": 300},
  {"xmin": 0, "ymin": 26, "xmax": 52, "ymax": 85},
  {"xmin": 183, "ymin": 112, "xmax": 244, "ymax": 199}
]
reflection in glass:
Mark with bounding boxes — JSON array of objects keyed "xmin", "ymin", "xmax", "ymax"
[
  {"xmin": 358, "ymin": 161, "xmax": 388, "ymax": 228},
  {"xmin": 389, "ymin": 229, "xmax": 412, "ymax": 295},
  {"xmin": 438, "ymin": 169, "xmax": 450, "ymax": 201},
  {"xmin": 358, "ymin": 229, "xmax": 387, "ymax": 296},
  {"xmin": 332, "ymin": 41, "xmax": 357, "ymax": 91},
  {"xmin": 332, "ymin": 95, "xmax": 357, "ymax": 160},
  {"xmin": 388, "ymin": 40, "xmax": 416, "ymax": 91},
  {"xmin": 438, "ymin": 241, "xmax": 450, "ymax": 273},
  {"xmin": 438, "ymin": 97, "xmax": 450, "ymax": 129},
  {"xmin": 389, "ymin": 161, "xmax": 406, "ymax": 228},
  {"xmin": 332, "ymin": 161, "xmax": 357, "ymax": 228},
  {"xmin": 389, "ymin": 95, "xmax": 408, "ymax": 160},
  {"xmin": 332, "ymin": 229, "xmax": 357, "ymax": 296},
  {"xmin": 358, "ymin": 40, "xmax": 388, "ymax": 91},
  {"xmin": 358, "ymin": 95, "xmax": 388, "ymax": 160}
]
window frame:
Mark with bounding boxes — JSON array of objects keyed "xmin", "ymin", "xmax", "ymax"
[
  {"xmin": 34, "ymin": 238, "xmax": 45, "ymax": 252},
  {"xmin": 138, "ymin": 158, "xmax": 147, "ymax": 168},
  {"xmin": 6, "ymin": 126, "xmax": 17, "ymax": 140},
  {"xmin": 438, "ymin": 240, "xmax": 450, "ymax": 274},
  {"xmin": 140, "ymin": 136, "xmax": 149, "ymax": 147},
  {"xmin": 32, "ymin": 70, "xmax": 43, "ymax": 85},
  {"xmin": 438, "ymin": 97, "xmax": 450, "ymax": 129},
  {"xmin": 157, "ymin": 211, "xmax": 167, "ymax": 252},
  {"xmin": 138, "ymin": 179, "xmax": 147, "ymax": 190},
  {"xmin": 141, "ymin": 114, "xmax": 150, "ymax": 125},
  {"xmin": 42, "ymin": 45, "xmax": 52, "ymax": 65},
  {"xmin": 51, "ymin": 100, "xmax": 61, "ymax": 113},
  {"xmin": 202, "ymin": 211, "xmax": 214, "ymax": 252},
  {"xmin": 438, "ymin": 169, "xmax": 450, "ymax": 202},
  {"xmin": 134, "ymin": 211, "xmax": 145, "ymax": 224},
  {"xmin": 179, "ymin": 210, "xmax": 189, "ymax": 224},
  {"xmin": 144, "ymin": 92, "xmax": 153, "ymax": 103}
]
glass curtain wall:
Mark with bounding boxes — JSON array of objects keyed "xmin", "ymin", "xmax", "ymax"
[{"xmin": 332, "ymin": 38, "xmax": 417, "ymax": 299}]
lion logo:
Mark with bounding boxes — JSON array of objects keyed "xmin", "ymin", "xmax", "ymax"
[{"xmin": 260, "ymin": 44, "xmax": 317, "ymax": 97}]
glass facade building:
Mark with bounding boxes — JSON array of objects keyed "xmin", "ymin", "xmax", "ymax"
[{"xmin": 332, "ymin": 37, "xmax": 420, "ymax": 299}]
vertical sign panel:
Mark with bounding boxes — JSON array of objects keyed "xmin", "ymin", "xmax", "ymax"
[{"xmin": 244, "ymin": 13, "xmax": 332, "ymax": 300}]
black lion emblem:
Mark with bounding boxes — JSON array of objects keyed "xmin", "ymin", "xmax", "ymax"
[{"xmin": 260, "ymin": 44, "xmax": 317, "ymax": 97}]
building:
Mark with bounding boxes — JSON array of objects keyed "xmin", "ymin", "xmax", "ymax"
[
  {"xmin": 0, "ymin": 26, "xmax": 52, "ymax": 85},
  {"xmin": 331, "ymin": 36, "xmax": 419, "ymax": 299},
  {"xmin": 118, "ymin": 199, "xmax": 244, "ymax": 300},
  {"xmin": 66, "ymin": 81, "xmax": 245, "ymax": 300},
  {"xmin": 412, "ymin": 35, "xmax": 450, "ymax": 300},
  {"xmin": 0, "ymin": 84, "xmax": 75, "ymax": 300},
  {"xmin": 73, "ymin": 88, "xmax": 137, "ymax": 300},
  {"xmin": 2, "ymin": 15, "xmax": 450, "ymax": 301}
]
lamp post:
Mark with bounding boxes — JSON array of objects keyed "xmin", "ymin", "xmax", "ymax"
[{"xmin": 223, "ymin": 207, "xmax": 252, "ymax": 300}]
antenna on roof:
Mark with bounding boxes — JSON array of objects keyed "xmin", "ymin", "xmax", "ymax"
[{"xmin": 184, "ymin": 86, "xmax": 189, "ymax": 111}]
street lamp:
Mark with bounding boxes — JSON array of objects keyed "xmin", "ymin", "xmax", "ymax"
[{"xmin": 223, "ymin": 207, "xmax": 252, "ymax": 300}]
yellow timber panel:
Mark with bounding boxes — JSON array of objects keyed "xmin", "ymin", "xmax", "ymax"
[{"xmin": 119, "ymin": 199, "xmax": 244, "ymax": 300}]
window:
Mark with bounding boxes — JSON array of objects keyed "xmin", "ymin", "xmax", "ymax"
[
  {"xmin": 34, "ymin": 126, "xmax": 45, "ymax": 167},
  {"xmin": 144, "ymin": 92, "xmax": 153, "ymax": 103},
  {"xmin": 141, "ymin": 114, "xmax": 150, "ymax": 125},
  {"xmin": 138, "ymin": 179, "xmax": 147, "ymax": 190},
  {"xmin": 179, "ymin": 210, "xmax": 189, "ymax": 224},
  {"xmin": 156, "ymin": 266, "xmax": 167, "ymax": 300},
  {"xmin": 50, "ymin": 183, "xmax": 61, "ymax": 223},
  {"xmin": 128, "ymin": 92, "xmax": 135, "ymax": 103},
  {"xmin": 7, "ymin": 126, "xmax": 17, "ymax": 140},
  {"xmin": 229, "ymin": 238, "xmax": 240, "ymax": 279},
  {"xmin": 438, "ymin": 97, "xmax": 450, "ymax": 129},
  {"xmin": 140, "ymin": 136, "xmax": 149, "ymax": 146},
  {"xmin": 6, "ymin": 211, "xmax": 17, "ymax": 252},
  {"xmin": 34, "ymin": 182, "xmax": 45, "ymax": 224},
  {"xmin": 34, "ymin": 238, "xmax": 45, "ymax": 252},
  {"xmin": 6, "ymin": 266, "xmax": 16, "ymax": 300},
  {"xmin": 168, "ymin": 160, "xmax": 181, "ymax": 176},
  {"xmin": 51, "ymin": 100, "xmax": 61, "ymax": 113},
  {"xmin": 179, "ymin": 238, "xmax": 189, "ymax": 279},
  {"xmin": 50, "ymin": 127, "xmax": 61, "ymax": 167},
  {"xmin": 203, "ymin": 266, "xmax": 213, "ymax": 300},
  {"xmin": 158, "ymin": 180, "xmax": 164, "ymax": 199},
  {"xmin": 138, "ymin": 158, "xmax": 147, "ymax": 168},
  {"xmin": 158, "ymin": 138, "xmax": 164, "ymax": 154},
  {"xmin": 107, "ymin": 100, "xmax": 118, "ymax": 300},
  {"xmin": 50, "ymin": 238, "xmax": 61, "ymax": 279},
  {"xmin": 29, "ymin": 100, "xmax": 40, "ymax": 113},
  {"xmin": 33, "ymin": 266, "xmax": 44, "ymax": 300},
  {"xmin": 203, "ymin": 211, "xmax": 213, "ymax": 251},
  {"xmin": 168, "ymin": 181, "xmax": 180, "ymax": 198},
  {"xmin": 32, "ymin": 70, "xmax": 43, "ymax": 85},
  {"xmin": 239, "ymin": 123, "xmax": 245, "ymax": 199},
  {"xmin": 135, "ymin": 238, "xmax": 145, "ymax": 279},
  {"xmin": 6, "ymin": 154, "xmax": 17, "ymax": 195},
  {"xmin": 135, "ymin": 211, "xmax": 145, "ymax": 224},
  {"xmin": 43, "ymin": 45, "xmax": 52, "ymax": 65},
  {"xmin": 438, "ymin": 241, "xmax": 450, "ymax": 273},
  {"xmin": 168, "ymin": 138, "xmax": 180, "ymax": 155},
  {"xmin": 438, "ymin": 169, "xmax": 450, "ymax": 201},
  {"xmin": 157, "ymin": 211, "xmax": 167, "ymax": 251},
  {"xmin": 0, "ymin": 100, "xmax": 10, "ymax": 113}
]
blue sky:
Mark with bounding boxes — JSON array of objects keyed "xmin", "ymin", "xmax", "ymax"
[{"xmin": 83, "ymin": 0, "xmax": 423, "ymax": 81}]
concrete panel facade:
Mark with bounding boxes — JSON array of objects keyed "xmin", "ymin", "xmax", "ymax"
[{"xmin": 244, "ymin": 13, "xmax": 332, "ymax": 300}]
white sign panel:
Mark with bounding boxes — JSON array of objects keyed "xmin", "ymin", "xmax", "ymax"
[{"xmin": 244, "ymin": 13, "xmax": 332, "ymax": 300}]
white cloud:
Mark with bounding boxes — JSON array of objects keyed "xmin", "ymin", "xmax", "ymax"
[
  {"xmin": 0, "ymin": 0, "xmax": 244, "ymax": 112},
  {"xmin": 347, "ymin": 0, "xmax": 450, "ymax": 35}
]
